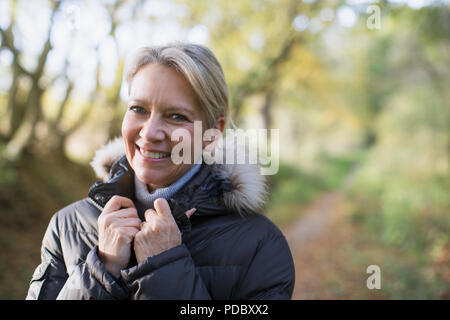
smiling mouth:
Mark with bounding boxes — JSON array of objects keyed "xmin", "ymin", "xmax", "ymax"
[{"xmin": 138, "ymin": 146, "xmax": 171, "ymax": 159}]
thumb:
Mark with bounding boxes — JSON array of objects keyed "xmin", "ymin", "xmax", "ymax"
[
  {"xmin": 153, "ymin": 198, "xmax": 172, "ymax": 218},
  {"xmin": 185, "ymin": 208, "xmax": 197, "ymax": 219},
  {"xmin": 144, "ymin": 208, "xmax": 157, "ymax": 222}
]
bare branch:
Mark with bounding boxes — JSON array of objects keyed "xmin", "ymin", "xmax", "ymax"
[
  {"xmin": 55, "ymin": 82, "xmax": 74, "ymax": 128},
  {"xmin": 31, "ymin": 0, "xmax": 62, "ymax": 80},
  {"xmin": 0, "ymin": 27, "xmax": 33, "ymax": 77}
]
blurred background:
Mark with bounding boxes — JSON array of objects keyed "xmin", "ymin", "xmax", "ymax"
[{"xmin": 0, "ymin": 0, "xmax": 448, "ymax": 299}]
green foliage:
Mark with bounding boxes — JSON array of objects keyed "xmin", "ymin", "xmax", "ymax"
[
  {"xmin": 347, "ymin": 93, "xmax": 449, "ymax": 298},
  {"xmin": 0, "ymin": 144, "xmax": 17, "ymax": 187},
  {"xmin": 270, "ymin": 162, "xmax": 327, "ymax": 205},
  {"xmin": 266, "ymin": 151, "xmax": 362, "ymax": 227},
  {"xmin": 338, "ymin": 4, "xmax": 450, "ymax": 298},
  {"xmin": 316, "ymin": 150, "xmax": 367, "ymax": 189},
  {"xmin": 266, "ymin": 161, "xmax": 328, "ymax": 226}
]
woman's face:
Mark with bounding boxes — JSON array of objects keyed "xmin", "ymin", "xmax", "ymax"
[{"xmin": 122, "ymin": 63, "xmax": 208, "ymax": 191}]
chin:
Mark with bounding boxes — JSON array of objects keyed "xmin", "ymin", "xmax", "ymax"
[
  {"xmin": 131, "ymin": 155, "xmax": 191, "ymax": 189},
  {"xmin": 134, "ymin": 167, "xmax": 163, "ymax": 187}
]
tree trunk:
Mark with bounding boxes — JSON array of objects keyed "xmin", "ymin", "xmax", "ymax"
[
  {"xmin": 3, "ymin": 86, "xmax": 42, "ymax": 160},
  {"xmin": 262, "ymin": 89, "xmax": 275, "ymax": 130}
]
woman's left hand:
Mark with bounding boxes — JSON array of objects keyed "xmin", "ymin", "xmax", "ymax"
[{"xmin": 134, "ymin": 198, "xmax": 196, "ymax": 263}]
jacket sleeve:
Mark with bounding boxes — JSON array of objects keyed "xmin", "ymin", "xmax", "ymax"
[
  {"xmin": 120, "ymin": 244, "xmax": 212, "ymax": 300},
  {"xmin": 26, "ymin": 213, "xmax": 128, "ymax": 300},
  {"xmin": 26, "ymin": 213, "xmax": 68, "ymax": 300},
  {"xmin": 56, "ymin": 246, "xmax": 129, "ymax": 300},
  {"xmin": 236, "ymin": 231, "xmax": 295, "ymax": 300}
]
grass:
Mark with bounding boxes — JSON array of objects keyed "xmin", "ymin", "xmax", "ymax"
[{"xmin": 0, "ymin": 150, "xmax": 94, "ymax": 299}]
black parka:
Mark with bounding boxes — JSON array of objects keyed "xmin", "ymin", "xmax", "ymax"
[{"xmin": 26, "ymin": 139, "xmax": 295, "ymax": 300}]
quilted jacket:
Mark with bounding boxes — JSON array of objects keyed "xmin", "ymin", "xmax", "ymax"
[{"xmin": 26, "ymin": 138, "xmax": 295, "ymax": 300}]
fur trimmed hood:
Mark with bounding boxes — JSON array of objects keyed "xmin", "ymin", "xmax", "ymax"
[{"xmin": 90, "ymin": 137, "xmax": 268, "ymax": 216}]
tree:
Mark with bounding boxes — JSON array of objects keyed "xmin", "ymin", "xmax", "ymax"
[
  {"xmin": 180, "ymin": 0, "xmax": 341, "ymax": 128},
  {"xmin": 0, "ymin": 0, "xmax": 143, "ymax": 160}
]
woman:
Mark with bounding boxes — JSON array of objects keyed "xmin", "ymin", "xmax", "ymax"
[{"xmin": 26, "ymin": 42, "xmax": 295, "ymax": 300}]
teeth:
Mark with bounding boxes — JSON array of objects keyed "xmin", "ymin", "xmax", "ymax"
[{"xmin": 140, "ymin": 149, "xmax": 169, "ymax": 159}]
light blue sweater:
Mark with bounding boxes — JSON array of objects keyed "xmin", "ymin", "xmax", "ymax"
[{"xmin": 134, "ymin": 164, "xmax": 201, "ymax": 210}]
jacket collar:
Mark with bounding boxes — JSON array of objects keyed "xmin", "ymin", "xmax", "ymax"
[{"xmin": 88, "ymin": 137, "xmax": 268, "ymax": 224}]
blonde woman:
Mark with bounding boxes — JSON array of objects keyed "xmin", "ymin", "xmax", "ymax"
[{"xmin": 27, "ymin": 43, "xmax": 295, "ymax": 300}]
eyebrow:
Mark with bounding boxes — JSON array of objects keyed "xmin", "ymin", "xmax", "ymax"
[{"xmin": 128, "ymin": 99, "xmax": 193, "ymax": 114}]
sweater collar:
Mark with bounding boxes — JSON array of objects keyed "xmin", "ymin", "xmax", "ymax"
[{"xmin": 134, "ymin": 163, "xmax": 201, "ymax": 210}]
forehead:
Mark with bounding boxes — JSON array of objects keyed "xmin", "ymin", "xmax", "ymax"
[{"xmin": 128, "ymin": 63, "xmax": 199, "ymax": 110}]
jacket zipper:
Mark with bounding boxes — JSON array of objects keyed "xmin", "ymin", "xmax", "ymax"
[{"xmin": 87, "ymin": 197, "xmax": 104, "ymax": 212}]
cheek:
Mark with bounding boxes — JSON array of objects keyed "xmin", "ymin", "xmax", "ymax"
[
  {"xmin": 121, "ymin": 115, "xmax": 139, "ymax": 157},
  {"xmin": 168, "ymin": 125, "xmax": 196, "ymax": 163},
  {"xmin": 121, "ymin": 115, "xmax": 130, "ymax": 137},
  {"xmin": 174, "ymin": 126, "xmax": 196, "ymax": 148},
  {"xmin": 122, "ymin": 115, "xmax": 138, "ymax": 140}
]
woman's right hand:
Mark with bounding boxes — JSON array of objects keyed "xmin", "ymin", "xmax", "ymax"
[{"xmin": 97, "ymin": 196, "xmax": 141, "ymax": 278}]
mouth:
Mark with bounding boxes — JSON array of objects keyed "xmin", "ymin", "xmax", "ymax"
[{"xmin": 137, "ymin": 145, "xmax": 171, "ymax": 161}]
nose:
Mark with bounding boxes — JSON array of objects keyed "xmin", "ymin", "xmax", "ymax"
[{"xmin": 139, "ymin": 113, "xmax": 166, "ymax": 142}]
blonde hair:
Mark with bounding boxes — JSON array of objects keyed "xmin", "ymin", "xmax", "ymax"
[{"xmin": 125, "ymin": 42, "xmax": 229, "ymax": 128}]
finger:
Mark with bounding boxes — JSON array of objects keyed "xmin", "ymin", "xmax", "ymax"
[
  {"xmin": 153, "ymin": 198, "xmax": 172, "ymax": 218},
  {"xmin": 100, "ymin": 208, "xmax": 138, "ymax": 228},
  {"xmin": 103, "ymin": 196, "xmax": 135, "ymax": 214},
  {"xmin": 144, "ymin": 209, "xmax": 157, "ymax": 222},
  {"xmin": 118, "ymin": 226, "xmax": 140, "ymax": 240},
  {"xmin": 113, "ymin": 207, "xmax": 139, "ymax": 219},
  {"xmin": 185, "ymin": 208, "xmax": 197, "ymax": 219},
  {"xmin": 110, "ymin": 218, "xmax": 142, "ymax": 229}
]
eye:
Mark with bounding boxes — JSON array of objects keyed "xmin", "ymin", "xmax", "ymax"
[
  {"xmin": 129, "ymin": 106, "xmax": 147, "ymax": 115},
  {"xmin": 171, "ymin": 113, "xmax": 189, "ymax": 122}
]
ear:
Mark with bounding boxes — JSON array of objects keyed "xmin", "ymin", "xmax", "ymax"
[
  {"xmin": 213, "ymin": 116, "xmax": 226, "ymax": 133},
  {"xmin": 202, "ymin": 116, "xmax": 226, "ymax": 150}
]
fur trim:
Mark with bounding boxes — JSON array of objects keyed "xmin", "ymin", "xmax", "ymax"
[
  {"xmin": 216, "ymin": 163, "xmax": 268, "ymax": 216},
  {"xmin": 90, "ymin": 138, "xmax": 268, "ymax": 214},
  {"xmin": 90, "ymin": 137, "xmax": 125, "ymax": 182}
]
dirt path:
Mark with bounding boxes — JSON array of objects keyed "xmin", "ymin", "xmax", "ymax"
[
  {"xmin": 285, "ymin": 192, "xmax": 344, "ymax": 244},
  {"xmin": 283, "ymin": 191, "xmax": 354, "ymax": 299}
]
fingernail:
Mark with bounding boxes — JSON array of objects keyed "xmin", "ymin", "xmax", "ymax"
[{"xmin": 186, "ymin": 208, "xmax": 197, "ymax": 218}]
